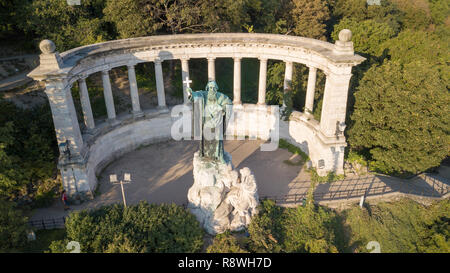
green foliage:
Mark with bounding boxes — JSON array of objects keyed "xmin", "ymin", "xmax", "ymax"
[
  {"xmin": 103, "ymin": 0, "xmax": 160, "ymax": 38},
  {"xmin": 246, "ymin": 0, "xmax": 288, "ymax": 34},
  {"xmin": 429, "ymin": 0, "xmax": 450, "ymax": 26},
  {"xmin": 266, "ymin": 61, "xmax": 288, "ymax": 106},
  {"xmin": 19, "ymin": 0, "xmax": 109, "ymax": 51},
  {"xmin": 278, "ymin": 139, "xmax": 309, "ymax": 162},
  {"xmin": 206, "ymin": 232, "xmax": 249, "ymax": 253},
  {"xmin": 21, "ymin": 229, "xmax": 66, "ymax": 253},
  {"xmin": 247, "ymin": 199, "xmax": 285, "ymax": 252},
  {"xmin": 332, "ymin": 0, "xmax": 369, "ymax": 22},
  {"xmin": 331, "ymin": 18, "xmax": 396, "ymax": 56},
  {"xmin": 390, "ymin": 0, "xmax": 432, "ymax": 30},
  {"xmin": 349, "ymin": 61, "xmax": 450, "ymax": 175},
  {"xmin": 331, "ymin": 0, "xmax": 402, "ymax": 32},
  {"xmin": 248, "ymin": 198, "xmax": 343, "ymax": 253},
  {"xmin": 345, "ymin": 151, "xmax": 370, "ymax": 175},
  {"xmin": 0, "ymin": 99, "xmax": 59, "ymax": 205},
  {"xmin": 308, "ymin": 169, "xmax": 345, "ymax": 183},
  {"xmin": 0, "ymin": 199, "xmax": 28, "ymax": 252},
  {"xmin": 283, "ymin": 204, "xmax": 339, "ymax": 253},
  {"xmin": 104, "ymin": 0, "xmax": 251, "ymax": 38},
  {"xmin": 0, "ymin": 0, "xmax": 29, "ymax": 38},
  {"xmin": 266, "ymin": 62, "xmax": 326, "ymax": 119},
  {"xmin": 50, "ymin": 202, "xmax": 204, "ymax": 253},
  {"xmin": 291, "ymin": 0, "xmax": 331, "ymax": 40},
  {"xmin": 343, "ymin": 198, "xmax": 450, "ymax": 253},
  {"xmin": 379, "ymin": 29, "xmax": 449, "ymax": 85}
]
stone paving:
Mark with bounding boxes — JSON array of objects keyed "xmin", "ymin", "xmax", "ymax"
[{"xmin": 30, "ymin": 139, "xmax": 450, "ymax": 221}]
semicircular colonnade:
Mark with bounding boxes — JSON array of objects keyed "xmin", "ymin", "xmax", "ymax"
[{"xmin": 28, "ymin": 32, "xmax": 365, "ymax": 200}]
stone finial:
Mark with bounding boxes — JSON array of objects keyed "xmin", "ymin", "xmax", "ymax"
[
  {"xmin": 39, "ymin": 40, "xmax": 56, "ymax": 54},
  {"xmin": 338, "ymin": 29, "xmax": 352, "ymax": 42},
  {"xmin": 334, "ymin": 29, "xmax": 354, "ymax": 55},
  {"xmin": 39, "ymin": 39, "xmax": 63, "ymax": 71}
]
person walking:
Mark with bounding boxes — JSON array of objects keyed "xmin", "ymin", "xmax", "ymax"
[{"xmin": 61, "ymin": 190, "xmax": 70, "ymax": 211}]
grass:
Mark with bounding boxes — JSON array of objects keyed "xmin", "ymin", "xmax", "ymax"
[
  {"xmin": 308, "ymin": 168, "xmax": 345, "ymax": 183},
  {"xmin": 278, "ymin": 139, "xmax": 310, "ymax": 162},
  {"xmin": 20, "ymin": 229, "xmax": 66, "ymax": 253}
]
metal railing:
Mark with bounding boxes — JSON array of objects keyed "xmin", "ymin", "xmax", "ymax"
[{"xmin": 28, "ymin": 216, "xmax": 66, "ymax": 230}]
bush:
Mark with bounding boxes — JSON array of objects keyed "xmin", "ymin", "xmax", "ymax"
[
  {"xmin": 50, "ymin": 202, "xmax": 204, "ymax": 253},
  {"xmin": 206, "ymin": 232, "xmax": 249, "ymax": 253},
  {"xmin": 248, "ymin": 199, "xmax": 285, "ymax": 253},
  {"xmin": 283, "ymin": 204, "xmax": 340, "ymax": 253},
  {"xmin": 247, "ymin": 199, "xmax": 343, "ymax": 253}
]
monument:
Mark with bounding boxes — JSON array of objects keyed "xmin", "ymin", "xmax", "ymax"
[{"xmin": 186, "ymin": 80, "xmax": 260, "ymax": 235}]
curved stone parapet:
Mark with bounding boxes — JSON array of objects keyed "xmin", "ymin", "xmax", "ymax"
[
  {"xmin": 29, "ymin": 33, "xmax": 364, "ymax": 83},
  {"xmin": 28, "ymin": 32, "xmax": 365, "ymax": 200}
]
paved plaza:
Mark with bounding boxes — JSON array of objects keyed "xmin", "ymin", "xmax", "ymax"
[{"xmin": 30, "ymin": 139, "xmax": 450, "ymax": 221}]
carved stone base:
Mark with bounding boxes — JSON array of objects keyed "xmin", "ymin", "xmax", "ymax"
[{"xmin": 188, "ymin": 151, "xmax": 259, "ymax": 235}]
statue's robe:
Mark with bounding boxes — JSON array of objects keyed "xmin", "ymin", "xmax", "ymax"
[{"xmin": 190, "ymin": 90, "xmax": 232, "ymax": 163}]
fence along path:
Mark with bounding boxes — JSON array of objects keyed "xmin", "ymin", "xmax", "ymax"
[{"xmin": 29, "ymin": 173, "xmax": 449, "ymax": 229}]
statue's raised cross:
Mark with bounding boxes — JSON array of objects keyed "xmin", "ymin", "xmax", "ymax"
[{"xmin": 183, "ymin": 76, "xmax": 192, "ymax": 88}]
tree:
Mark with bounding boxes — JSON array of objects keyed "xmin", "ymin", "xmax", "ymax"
[
  {"xmin": 390, "ymin": 0, "xmax": 432, "ymax": 30},
  {"xmin": 50, "ymin": 202, "xmax": 204, "ymax": 253},
  {"xmin": 343, "ymin": 198, "xmax": 450, "ymax": 253},
  {"xmin": 331, "ymin": 0, "xmax": 402, "ymax": 34},
  {"xmin": 20, "ymin": 0, "xmax": 109, "ymax": 51},
  {"xmin": 379, "ymin": 29, "xmax": 449, "ymax": 85},
  {"xmin": 429, "ymin": 0, "xmax": 450, "ymax": 26},
  {"xmin": 0, "ymin": 199, "xmax": 28, "ymax": 252},
  {"xmin": 348, "ymin": 60, "xmax": 450, "ymax": 175},
  {"xmin": 290, "ymin": 0, "xmax": 331, "ymax": 40},
  {"xmin": 331, "ymin": 0, "xmax": 368, "ymax": 22},
  {"xmin": 0, "ymin": 99, "xmax": 59, "ymax": 206},
  {"xmin": 104, "ymin": 0, "xmax": 251, "ymax": 38},
  {"xmin": 0, "ymin": 0, "xmax": 28, "ymax": 38}
]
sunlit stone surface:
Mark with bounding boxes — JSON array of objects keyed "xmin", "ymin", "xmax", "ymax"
[{"xmin": 188, "ymin": 151, "xmax": 259, "ymax": 234}]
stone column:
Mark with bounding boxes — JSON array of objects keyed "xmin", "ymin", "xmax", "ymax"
[
  {"xmin": 46, "ymin": 79, "xmax": 91, "ymax": 199},
  {"xmin": 29, "ymin": 40, "xmax": 93, "ymax": 200},
  {"xmin": 181, "ymin": 57, "xmax": 190, "ymax": 103},
  {"xmin": 233, "ymin": 57, "xmax": 242, "ymax": 104},
  {"xmin": 127, "ymin": 64, "xmax": 143, "ymax": 117},
  {"xmin": 101, "ymin": 69, "xmax": 116, "ymax": 120},
  {"xmin": 283, "ymin": 61, "xmax": 293, "ymax": 107},
  {"xmin": 78, "ymin": 76, "xmax": 95, "ymax": 130},
  {"xmin": 207, "ymin": 56, "xmax": 216, "ymax": 81},
  {"xmin": 45, "ymin": 79, "xmax": 84, "ymax": 158},
  {"xmin": 319, "ymin": 70, "xmax": 352, "ymax": 136},
  {"xmin": 258, "ymin": 58, "xmax": 268, "ymax": 105},
  {"xmin": 305, "ymin": 66, "xmax": 317, "ymax": 115},
  {"xmin": 154, "ymin": 58, "xmax": 166, "ymax": 108}
]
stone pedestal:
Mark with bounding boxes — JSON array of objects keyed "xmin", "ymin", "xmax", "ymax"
[{"xmin": 188, "ymin": 152, "xmax": 259, "ymax": 235}]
